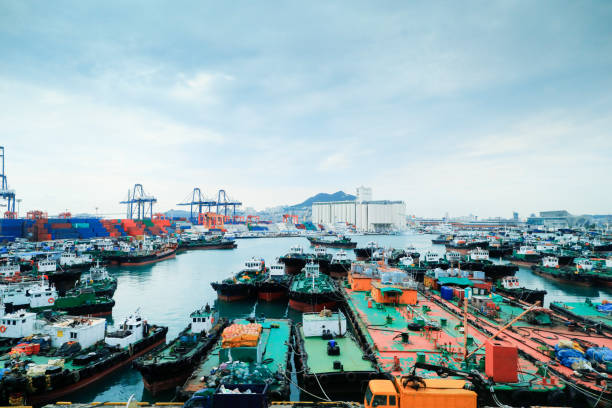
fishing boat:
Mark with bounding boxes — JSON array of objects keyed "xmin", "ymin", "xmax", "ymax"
[
  {"xmin": 292, "ymin": 309, "xmax": 380, "ymax": 401},
  {"xmin": 288, "ymin": 262, "xmax": 339, "ymax": 312},
  {"xmin": 256, "ymin": 259, "xmax": 292, "ymax": 301},
  {"xmin": 0, "ymin": 311, "xmax": 167, "ymax": 405},
  {"xmin": 211, "ymin": 258, "xmax": 267, "ymax": 301},
  {"xmin": 177, "ymin": 318, "xmax": 292, "ymax": 402},
  {"xmin": 134, "ymin": 304, "xmax": 226, "ymax": 395},
  {"xmin": 307, "ymin": 235, "xmax": 357, "ymax": 249}
]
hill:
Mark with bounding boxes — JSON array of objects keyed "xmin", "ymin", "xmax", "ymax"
[{"xmin": 291, "ymin": 191, "xmax": 356, "ymax": 209}]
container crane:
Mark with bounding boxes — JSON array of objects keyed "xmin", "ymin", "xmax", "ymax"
[
  {"xmin": 0, "ymin": 147, "xmax": 16, "ymax": 218},
  {"xmin": 216, "ymin": 190, "xmax": 242, "ymax": 219},
  {"xmin": 120, "ymin": 184, "xmax": 157, "ymax": 219},
  {"xmin": 177, "ymin": 187, "xmax": 216, "ymax": 223}
]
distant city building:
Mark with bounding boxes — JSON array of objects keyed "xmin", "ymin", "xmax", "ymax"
[
  {"xmin": 513, "ymin": 212, "xmax": 519, "ymax": 221},
  {"xmin": 527, "ymin": 210, "xmax": 571, "ymax": 228},
  {"xmin": 311, "ymin": 187, "xmax": 405, "ymax": 232},
  {"xmin": 356, "ymin": 186, "xmax": 372, "ymax": 202}
]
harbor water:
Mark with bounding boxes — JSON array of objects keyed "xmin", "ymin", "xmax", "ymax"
[{"xmin": 67, "ymin": 233, "xmax": 611, "ymax": 403}]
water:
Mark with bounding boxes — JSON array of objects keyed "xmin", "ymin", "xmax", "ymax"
[{"xmin": 65, "ymin": 233, "xmax": 610, "ymax": 402}]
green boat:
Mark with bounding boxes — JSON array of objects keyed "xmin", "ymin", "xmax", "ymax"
[
  {"xmin": 532, "ymin": 256, "xmax": 596, "ymax": 285},
  {"xmin": 178, "ymin": 235, "xmax": 237, "ymax": 251},
  {"xmin": 72, "ymin": 261, "xmax": 117, "ymax": 298},
  {"xmin": 177, "ymin": 318, "xmax": 292, "ymax": 402},
  {"xmin": 45, "ymin": 288, "xmax": 115, "ymax": 316},
  {"xmin": 307, "ymin": 235, "xmax": 357, "ymax": 249},
  {"xmin": 288, "ymin": 262, "xmax": 339, "ymax": 312},
  {"xmin": 134, "ymin": 304, "xmax": 226, "ymax": 395},
  {"xmin": 550, "ymin": 298, "xmax": 612, "ymax": 334}
]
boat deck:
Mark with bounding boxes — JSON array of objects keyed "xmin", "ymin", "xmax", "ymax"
[
  {"xmin": 550, "ymin": 301, "xmax": 612, "ymax": 327},
  {"xmin": 300, "ymin": 327, "xmax": 375, "ymax": 374},
  {"xmin": 181, "ymin": 318, "xmax": 291, "ymax": 395}
]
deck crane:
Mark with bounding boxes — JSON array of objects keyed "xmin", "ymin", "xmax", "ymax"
[
  {"xmin": 177, "ymin": 187, "xmax": 217, "ymax": 223},
  {"xmin": 120, "ymin": 184, "xmax": 157, "ymax": 219},
  {"xmin": 215, "ymin": 190, "xmax": 242, "ymax": 220},
  {"xmin": 0, "ymin": 147, "xmax": 16, "ymax": 218}
]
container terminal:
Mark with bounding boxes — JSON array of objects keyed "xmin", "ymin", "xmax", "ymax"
[{"xmin": 0, "ymin": 149, "xmax": 611, "ymax": 407}]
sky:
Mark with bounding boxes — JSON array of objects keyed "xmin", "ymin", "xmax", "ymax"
[{"xmin": 1, "ymin": 1, "xmax": 611, "ymax": 218}]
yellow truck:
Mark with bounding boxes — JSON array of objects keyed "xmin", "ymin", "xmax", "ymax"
[{"xmin": 364, "ymin": 377, "xmax": 477, "ymax": 408}]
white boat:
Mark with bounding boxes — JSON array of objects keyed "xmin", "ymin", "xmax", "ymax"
[{"xmin": 105, "ymin": 311, "xmax": 149, "ymax": 349}]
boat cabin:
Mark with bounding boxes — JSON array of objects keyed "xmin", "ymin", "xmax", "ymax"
[
  {"xmin": 468, "ymin": 247, "xmax": 489, "ymax": 261},
  {"xmin": 314, "ymin": 246, "xmax": 327, "ymax": 257},
  {"xmin": 500, "ymin": 276, "xmax": 521, "ymax": 290},
  {"xmin": 243, "ymin": 258, "xmax": 265, "ymax": 272},
  {"xmin": 37, "ymin": 258, "xmax": 57, "ymax": 273},
  {"xmin": 445, "ymin": 251, "xmax": 462, "ymax": 263},
  {"xmin": 289, "ymin": 245, "xmax": 304, "ymax": 255},
  {"xmin": 541, "ymin": 256, "xmax": 559, "ymax": 268},
  {"xmin": 302, "ymin": 310, "xmax": 347, "ymax": 337},
  {"xmin": 45, "ymin": 316, "xmax": 106, "ymax": 349},
  {"xmin": 370, "ymin": 280, "xmax": 417, "ymax": 305},
  {"xmin": 423, "ymin": 251, "xmax": 441, "ymax": 263},
  {"xmin": 0, "ymin": 309, "xmax": 36, "ymax": 338},
  {"xmin": 518, "ymin": 246, "xmax": 538, "ymax": 255},
  {"xmin": 303, "ymin": 262, "xmax": 320, "ymax": 278},
  {"xmin": 269, "ymin": 260, "xmax": 285, "ymax": 278},
  {"xmin": 190, "ymin": 305, "xmax": 217, "ymax": 334},
  {"xmin": 0, "ymin": 263, "xmax": 20, "ymax": 278},
  {"xmin": 105, "ymin": 312, "xmax": 147, "ymax": 348},
  {"xmin": 575, "ymin": 258, "xmax": 593, "ymax": 271},
  {"xmin": 348, "ymin": 262, "xmax": 381, "ymax": 291},
  {"xmin": 399, "ymin": 256, "xmax": 414, "ymax": 267},
  {"xmin": 331, "ymin": 250, "xmax": 348, "ymax": 263}
]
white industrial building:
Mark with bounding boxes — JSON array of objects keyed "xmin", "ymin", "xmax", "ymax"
[{"xmin": 311, "ymin": 188, "xmax": 406, "ymax": 232}]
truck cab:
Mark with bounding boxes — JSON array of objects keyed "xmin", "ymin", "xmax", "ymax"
[
  {"xmin": 365, "ymin": 380, "xmax": 398, "ymax": 408},
  {"xmin": 364, "ymin": 378, "xmax": 476, "ymax": 408}
]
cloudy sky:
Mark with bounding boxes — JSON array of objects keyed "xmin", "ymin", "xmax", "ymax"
[{"xmin": 1, "ymin": 1, "xmax": 611, "ymax": 218}]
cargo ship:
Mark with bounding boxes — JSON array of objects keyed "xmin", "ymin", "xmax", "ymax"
[
  {"xmin": 256, "ymin": 259, "xmax": 292, "ymax": 301},
  {"xmin": 312, "ymin": 246, "xmax": 332, "ymax": 274},
  {"xmin": 307, "ymin": 235, "xmax": 357, "ymax": 249},
  {"xmin": 444, "ymin": 237, "xmax": 489, "ymax": 254},
  {"xmin": 177, "ymin": 319, "xmax": 292, "ymax": 402},
  {"xmin": 37, "ymin": 256, "xmax": 83, "ymax": 293},
  {"xmin": 211, "ymin": 257, "xmax": 267, "ymax": 301},
  {"xmin": 328, "ymin": 250, "xmax": 352, "ymax": 278},
  {"xmin": 0, "ymin": 311, "xmax": 167, "ymax": 405},
  {"xmin": 288, "ymin": 262, "xmax": 339, "ymax": 312},
  {"xmin": 341, "ymin": 277, "xmax": 569, "ymax": 407},
  {"xmin": 423, "ymin": 284, "xmax": 612, "ymax": 406},
  {"xmin": 292, "ymin": 310, "xmax": 381, "ymax": 401},
  {"xmin": 177, "ymin": 234, "xmax": 237, "ymax": 251},
  {"xmin": 134, "ymin": 304, "xmax": 226, "ymax": 395},
  {"xmin": 354, "ymin": 241, "xmax": 382, "ymax": 261},
  {"xmin": 532, "ymin": 256, "xmax": 595, "ymax": 285},
  {"xmin": 103, "ymin": 240, "xmax": 177, "ymax": 266},
  {"xmin": 431, "ymin": 234, "xmax": 452, "ymax": 245}
]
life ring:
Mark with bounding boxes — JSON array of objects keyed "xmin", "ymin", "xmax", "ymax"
[
  {"xmin": 48, "ymin": 297, "xmax": 55, "ymax": 304},
  {"xmin": 0, "ymin": 326, "xmax": 5, "ymax": 333}
]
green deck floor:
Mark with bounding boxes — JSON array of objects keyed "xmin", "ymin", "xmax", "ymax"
[{"xmin": 300, "ymin": 328, "xmax": 376, "ymax": 374}]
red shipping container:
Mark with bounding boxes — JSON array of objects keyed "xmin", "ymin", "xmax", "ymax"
[{"xmin": 485, "ymin": 341, "xmax": 518, "ymax": 383}]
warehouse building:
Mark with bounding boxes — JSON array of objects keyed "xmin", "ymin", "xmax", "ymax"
[{"xmin": 311, "ymin": 188, "xmax": 406, "ymax": 232}]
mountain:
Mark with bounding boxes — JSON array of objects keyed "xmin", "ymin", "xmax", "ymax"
[{"xmin": 291, "ymin": 191, "xmax": 356, "ymax": 209}]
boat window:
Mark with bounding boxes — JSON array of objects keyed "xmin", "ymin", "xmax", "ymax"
[
  {"xmin": 193, "ymin": 318, "xmax": 197, "ymax": 323},
  {"xmin": 365, "ymin": 387, "xmax": 373, "ymax": 405},
  {"xmin": 388, "ymin": 395, "xmax": 396, "ymax": 406},
  {"xmin": 371, "ymin": 395, "xmax": 387, "ymax": 407},
  {"xmin": 70, "ymin": 332, "xmax": 77, "ymax": 339},
  {"xmin": 12, "ymin": 320, "xmax": 16, "ymax": 325},
  {"xmin": 22, "ymin": 319, "xmax": 25, "ymax": 323}
]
